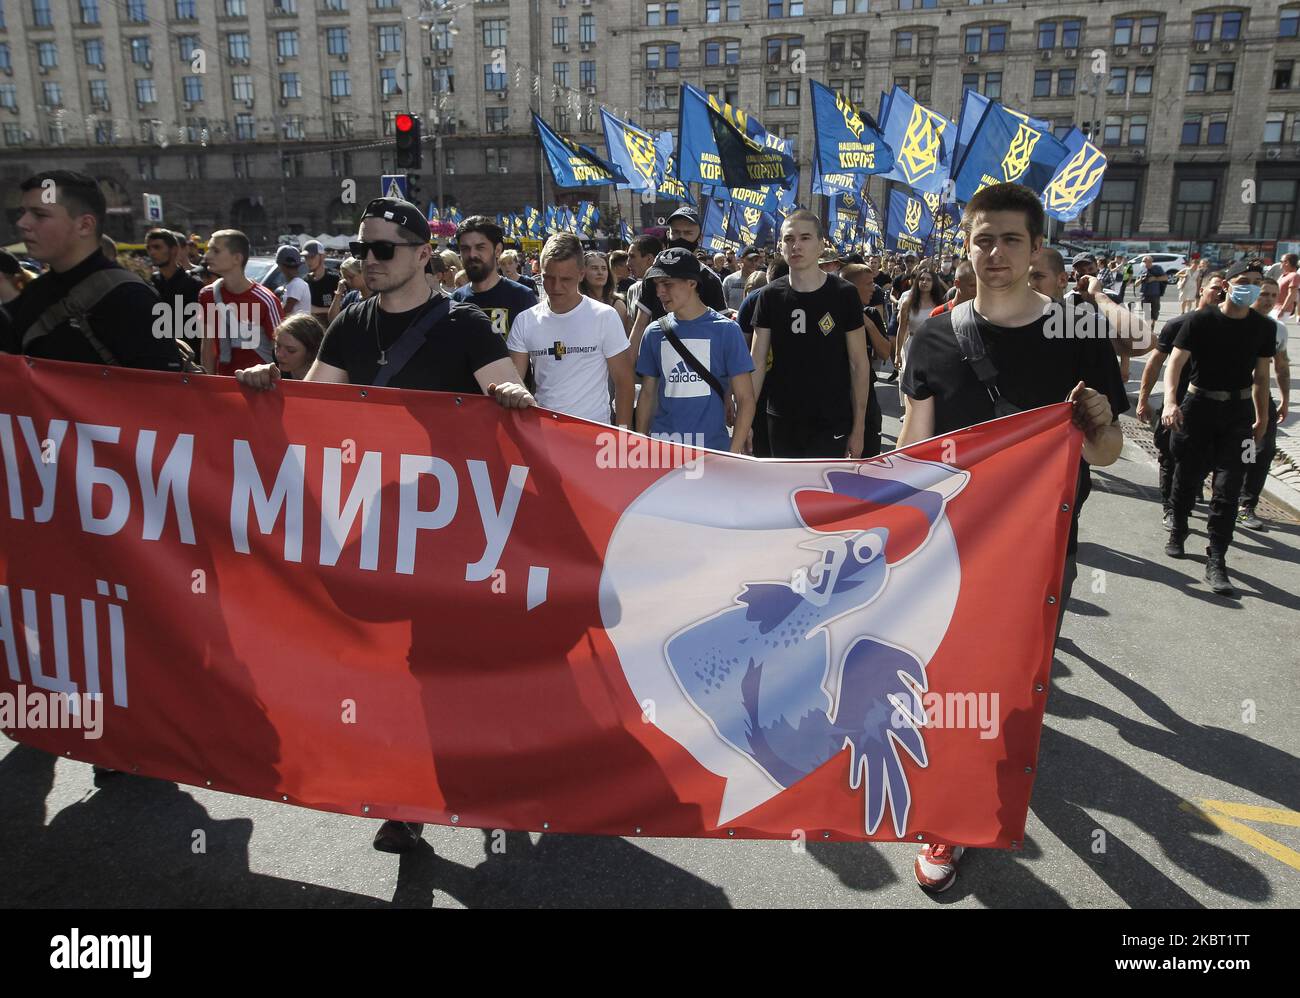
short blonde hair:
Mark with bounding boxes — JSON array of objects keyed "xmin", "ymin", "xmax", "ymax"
[
  {"xmin": 340, "ymin": 255, "xmax": 362, "ymax": 278},
  {"xmin": 439, "ymin": 249, "xmax": 461, "ymax": 273},
  {"xmin": 500, "ymin": 249, "xmax": 520, "ymax": 267},
  {"xmin": 540, "ymin": 233, "xmax": 584, "ymax": 269}
]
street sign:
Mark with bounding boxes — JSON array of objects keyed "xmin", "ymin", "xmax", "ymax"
[
  {"xmin": 380, "ymin": 175, "xmax": 409, "ymax": 200},
  {"xmin": 143, "ymin": 193, "xmax": 163, "ymax": 223}
]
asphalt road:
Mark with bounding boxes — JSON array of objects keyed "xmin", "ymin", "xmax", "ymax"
[{"xmin": 2, "ymin": 368, "xmax": 1297, "ymax": 909}]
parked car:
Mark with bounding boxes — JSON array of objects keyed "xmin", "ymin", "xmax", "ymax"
[
  {"xmin": 245, "ymin": 255, "xmax": 340, "ymax": 293},
  {"xmin": 1126, "ymin": 253, "xmax": 1189, "ymax": 274}
]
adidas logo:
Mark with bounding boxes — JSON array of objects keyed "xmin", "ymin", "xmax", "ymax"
[{"xmin": 667, "ymin": 361, "xmax": 703, "ymax": 384}]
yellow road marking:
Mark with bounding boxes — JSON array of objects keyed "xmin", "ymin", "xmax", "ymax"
[{"xmin": 1181, "ymin": 799, "xmax": 1300, "ymax": 873}]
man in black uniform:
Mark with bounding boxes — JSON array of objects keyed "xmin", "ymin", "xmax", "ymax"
[
  {"xmin": 146, "ymin": 228, "xmax": 203, "ymax": 355},
  {"xmin": 5, "ymin": 171, "xmax": 180, "ymax": 371},
  {"xmin": 629, "ymin": 207, "xmax": 726, "ymax": 359},
  {"xmin": 749, "ymin": 209, "xmax": 872, "ymax": 458},
  {"xmin": 1162, "ymin": 260, "xmax": 1276, "ymax": 596},
  {"xmin": 452, "ymin": 215, "xmax": 538, "ymax": 339},
  {"xmin": 1136, "ymin": 274, "xmax": 1228, "ymax": 527},
  {"xmin": 301, "ymin": 240, "xmax": 336, "ymax": 322},
  {"xmin": 236, "ymin": 197, "xmax": 534, "ymax": 855}
]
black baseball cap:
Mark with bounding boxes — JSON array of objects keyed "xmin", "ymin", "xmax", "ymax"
[
  {"xmin": 1225, "ymin": 258, "xmax": 1265, "ymax": 279},
  {"xmin": 360, "ymin": 197, "xmax": 431, "ymax": 241},
  {"xmin": 665, "ymin": 206, "xmax": 701, "ymax": 228},
  {"xmin": 741, "ymin": 244, "xmax": 761, "ymax": 259},
  {"xmin": 644, "ymin": 247, "xmax": 703, "ymax": 282}
]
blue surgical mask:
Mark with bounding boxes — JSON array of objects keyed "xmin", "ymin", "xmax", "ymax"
[{"xmin": 1228, "ymin": 284, "xmax": 1262, "ymax": 307}]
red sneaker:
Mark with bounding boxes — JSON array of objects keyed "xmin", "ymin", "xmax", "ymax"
[{"xmin": 914, "ymin": 843, "xmax": 965, "ymax": 893}]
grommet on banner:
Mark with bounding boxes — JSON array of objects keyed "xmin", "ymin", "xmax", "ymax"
[
  {"xmin": 1061, "ymin": 503, "xmax": 1070, "ymax": 512},
  {"xmin": 455, "ymin": 397, "xmax": 463, "ymax": 405},
  {"xmin": 205, "ymin": 780, "xmax": 212, "ymax": 786},
  {"xmin": 727, "ymin": 829, "xmax": 735, "ymax": 837},
  {"xmin": 916, "ymin": 833, "xmax": 924, "ymax": 841},
  {"xmin": 634, "ymin": 827, "xmax": 642, "ymax": 835},
  {"xmin": 1047, "ymin": 595, "xmax": 1057, "ymax": 604},
  {"xmin": 102, "ymin": 370, "xmax": 109, "ymax": 377},
  {"xmin": 362, "ymin": 805, "xmax": 371, "ymax": 814},
  {"xmin": 542, "ymin": 821, "xmax": 550, "ymax": 830},
  {"xmin": 450, "ymin": 814, "xmax": 459, "ymax": 824},
  {"xmin": 1035, "ymin": 683, "xmax": 1045, "ymax": 693},
  {"xmin": 360, "ymin": 389, "xmax": 367, "ymax": 398},
  {"xmin": 182, "ymin": 376, "xmax": 189, "ymax": 384},
  {"xmin": 822, "ymin": 831, "xmax": 831, "ymax": 839},
  {"xmin": 1024, "ymin": 766, "xmax": 1033, "ymax": 774},
  {"xmin": 1011, "ymin": 840, "xmax": 1019, "ymax": 849},
  {"xmin": 281, "ymin": 795, "xmax": 288, "ymax": 801}
]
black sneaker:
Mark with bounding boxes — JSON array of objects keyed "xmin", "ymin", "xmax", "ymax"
[
  {"xmin": 372, "ymin": 820, "xmax": 425, "ymax": 854},
  {"xmin": 1238, "ymin": 507, "xmax": 1265, "ymax": 531},
  {"xmin": 1205, "ymin": 549, "xmax": 1237, "ymax": 597},
  {"xmin": 1164, "ymin": 531, "xmax": 1186, "ymax": 558}
]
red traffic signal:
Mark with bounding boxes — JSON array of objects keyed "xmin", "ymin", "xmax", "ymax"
[{"xmin": 394, "ymin": 113, "xmax": 422, "ymax": 170}]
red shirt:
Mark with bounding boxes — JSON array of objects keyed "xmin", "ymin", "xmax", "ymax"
[
  {"xmin": 199, "ymin": 280, "xmax": 282, "ymax": 375},
  {"xmin": 929, "ymin": 301, "xmax": 954, "ymax": 318}
]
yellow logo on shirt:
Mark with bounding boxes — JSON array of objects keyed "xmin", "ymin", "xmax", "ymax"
[{"xmin": 818, "ymin": 313, "xmax": 835, "ymax": 335}]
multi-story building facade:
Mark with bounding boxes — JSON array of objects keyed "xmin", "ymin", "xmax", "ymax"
[{"xmin": 0, "ymin": 0, "xmax": 1297, "ymax": 249}]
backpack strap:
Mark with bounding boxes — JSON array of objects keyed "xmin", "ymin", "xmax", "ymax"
[
  {"xmin": 371, "ymin": 293, "xmax": 454, "ymax": 388},
  {"xmin": 658, "ymin": 314, "xmax": 727, "ymax": 402},
  {"xmin": 21, "ymin": 268, "xmax": 153, "ymax": 364},
  {"xmin": 951, "ymin": 299, "xmax": 1018, "ymax": 416}
]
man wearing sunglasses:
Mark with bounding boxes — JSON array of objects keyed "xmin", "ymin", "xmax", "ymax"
[
  {"xmin": 236, "ymin": 197, "xmax": 532, "ymax": 407},
  {"xmin": 236, "ymin": 196, "xmax": 533, "ymax": 855}
]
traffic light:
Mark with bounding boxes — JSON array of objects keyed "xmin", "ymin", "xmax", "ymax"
[{"xmin": 394, "ymin": 113, "xmax": 422, "ymax": 170}]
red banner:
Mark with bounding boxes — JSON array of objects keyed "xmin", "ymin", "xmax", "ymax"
[{"xmin": 0, "ymin": 355, "xmax": 1081, "ymax": 846}]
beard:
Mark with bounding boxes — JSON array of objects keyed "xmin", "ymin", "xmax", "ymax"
[{"xmin": 464, "ymin": 257, "xmax": 495, "ymax": 283}]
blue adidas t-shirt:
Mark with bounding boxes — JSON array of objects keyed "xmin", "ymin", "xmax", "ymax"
[{"xmin": 636, "ymin": 308, "xmax": 754, "ymax": 451}]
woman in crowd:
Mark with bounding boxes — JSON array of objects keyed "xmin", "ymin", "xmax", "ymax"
[
  {"xmin": 893, "ymin": 268, "xmax": 948, "ymax": 374},
  {"xmin": 328, "ymin": 256, "xmax": 370, "ymax": 324},
  {"xmin": 1177, "ymin": 258, "xmax": 1206, "ymax": 314},
  {"xmin": 272, "ymin": 312, "xmax": 325, "ymax": 381},
  {"xmin": 580, "ymin": 250, "xmax": 630, "ymax": 332}
]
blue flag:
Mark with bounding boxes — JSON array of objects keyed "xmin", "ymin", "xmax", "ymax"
[
  {"xmin": 861, "ymin": 195, "xmax": 883, "ymax": 252},
  {"xmin": 426, "ymin": 203, "xmax": 439, "ymax": 223},
  {"xmin": 878, "ymin": 86, "xmax": 955, "ymax": 196},
  {"xmin": 577, "ymin": 201, "xmax": 600, "ymax": 234},
  {"xmin": 952, "ymin": 101, "xmax": 1069, "ymax": 203},
  {"xmin": 885, "ymin": 189, "xmax": 935, "ymax": 255},
  {"xmin": 731, "ymin": 203, "xmax": 775, "ymax": 248},
  {"xmin": 533, "ymin": 112, "xmax": 627, "ymax": 188},
  {"xmin": 700, "ymin": 198, "xmax": 739, "ymax": 254},
  {"xmin": 601, "ymin": 108, "xmax": 661, "ymax": 194},
  {"xmin": 706, "ymin": 99, "xmax": 798, "ymax": 192},
  {"xmin": 811, "ymin": 159, "xmax": 861, "ymax": 197},
  {"xmin": 1041, "ymin": 127, "xmax": 1108, "ymax": 222},
  {"xmin": 524, "ymin": 205, "xmax": 543, "ymax": 239},
  {"xmin": 954, "ymin": 89, "xmax": 1050, "ymax": 173},
  {"xmin": 618, "ymin": 219, "xmax": 635, "ymax": 244},
  {"xmin": 828, "ymin": 191, "xmax": 862, "ymax": 254},
  {"xmin": 445, "ymin": 206, "xmax": 463, "ymax": 226},
  {"xmin": 810, "ymin": 80, "xmax": 894, "ymax": 180},
  {"xmin": 676, "ymin": 84, "xmax": 790, "ymax": 204}
]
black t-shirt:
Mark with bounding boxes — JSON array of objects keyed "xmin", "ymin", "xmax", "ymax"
[
  {"xmin": 317, "ymin": 292, "xmax": 508, "ymax": 391},
  {"xmin": 617, "ymin": 276, "xmax": 635, "ymax": 296},
  {"xmin": 304, "ymin": 270, "xmax": 336, "ymax": 311},
  {"xmin": 451, "ymin": 276, "xmax": 538, "ymax": 339},
  {"xmin": 752, "ymin": 272, "xmax": 866, "ymax": 426},
  {"xmin": 152, "ymin": 266, "xmax": 202, "ymax": 310},
  {"xmin": 1172, "ymin": 305, "xmax": 1276, "ymax": 392},
  {"xmin": 736, "ymin": 276, "xmax": 787, "ymax": 339},
  {"xmin": 513, "ymin": 273, "xmax": 538, "ymax": 294},
  {"xmin": 1156, "ymin": 312, "xmax": 1196, "ymax": 405},
  {"xmin": 901, "ymin": 307, "xmax": 1130, "ymax": 554},
  {"xmin": 892, "ymin": 275, "xmax": 912, "ymax": 300},
  {"xmin": 6, "ymin": 250, "xmax": 181, "ymax": 371},
  {"xmin": 640, "ymin": 263, "xmax": 726, "ymax": 319},
  {"xmin": 873, "ymin": 273, "xmax": 890, "ymax": 289}
]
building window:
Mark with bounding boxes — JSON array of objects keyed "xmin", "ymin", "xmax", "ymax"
[
  {"xmin": 1187, "ymin": 64, "xmax": 1208, "ymax": 93},
  {"xmin": 1034, "ymin": 69, "xmax": 1052, "ymax": 98},
  {"xmin": 984, "ymin": 72, "xmax": 1001, "ymax": 101},
  {"xmin": 137, "ymin": 156, "xmax": 160, "ymax": 180},
  {"xmin": 1133, "ymin": 66, "xmax": 1153, "ymax": 95},
  {"xmin": 554, "ymin": 62, "xmax": 569, "ymax": 87},
  {"xmin": 1220, "ymin": 11, "xmax": 1242, "ymax": 41},
  {"xmin": 378, "ymin": 26, "xmax": 402, "ymax": 53},
  {"xmin": 89, "ymin": 78, "xmax": 109, "ymax": 107},
  {"xmin": 915, "ymin": 76, "xmax": 931, "ymax": 103},
  {"xmin": 177, "ymin": 35, "xmax": 198, "ymax": 62},
  {"xmin": 646, "ymin": 44, "xmax": 680, "ymax": 69},
  {"xmin": 553, "ymin": 106, "xmax": 570, "ymax": 131},
  {"xmin": 1107, "ymin": 67, "xmax": 1127, "ymax": 95},
  {"xmin": 895, "ymin": 31, "xmax": 913, "ymax": 57},
  {"xmin": 552, "ymin": 17, "xmax": 568, "ymax": 44},
  {"xmin": 1275, "ymin": 60, "xmax": 1295, "ymax": 91},
  {"xmin": 84, "ymin": 39, "xmax": 104, "ymax": 66},
  {"xmin": 1181, "ymin": 116, "xmax": 1201, "ymax": 145},
  {"xmin": 766, "ymin": 82, "xmax": 780, "ymax": 107},
  {"xmin": 184, "ymin": 155, "xmax": 206, "ymax": 181},
  {"xmin": 380, "ymin": 68, "xmax": 398, "ymax": 94},
  {"xmin": 329, "ymin": 70, "xmax": 350, "ymax": 97},
  {"xmin": 42, "ymin": 81, "xmax": 62, "ymax": 106},
  {"xmin": 277, "ymin": 31, "xmax": 298, "ymax": 59},
  {"xmin": 232, "ymin": 75, "xmax": 254, "ymax": 101},
  {"xmin": 282, "ymin": 118, "xmax": 304, "ymax": 141},
  {"xmin": 1038, "ymin": 23, "xmax": 1056, "ymax": 50},
  {"xmin": 37, "ymin": 42, "xmax": 58, "ymax": 68},
  {"xmin": 832, "ymin": 0, "xmax": 868, "ymax": 11},
  {"xmin": 0, "ymin": 85, "xmax": 15, "ymax": 110},
  {"xmin": 4, "ymin": 124, "xmax": 26, "ymax": 145},
  {"xmin": 1057, "ymin": 68, "xmax": 1076, "ymax": 96},
  {"xmin": 580, "ymin": 13, "xmax": 595, "ymax": 44},
  {"xmin": 331, "ymin": 113, "xmax": 353, "ymax": 139},
  {"xmin": 1172, "ymin": 178, "xmax": 1216, "ymax": 238},
  {"xmin": 432, "ymin": 68, "xmax": 453, "ymax": 94},
  {"xmin": 850, "ymin": 79, "xmax": 864, "ymax": 104},
  {"xmin": 1264, "ymin": 111, "xmax": 1286, "ymax": 144},
  {"xmin": 175, "ymin": 0, "xmax": 196, "ymax": 18},
  {"xmin": 579, "ymin": 61, "xmax": 595, "ymax": 87},
  {"xmin": 79, "ymin": 0, "xmax": 99, "ymax": 24},
  {"xmin": 1253, "ymin": 178, "xmax": 1297, "ymax": 238},
  {"xmin": 228, "ymin": 34, "xmax": 251, "ymax": 61},
  {"xmin": 1206, "ymin": 117, "xmax": 1227, "ymax": 145},
  {"xmin": 486, "ymin": 148, "xmax": 510, "ymax": 173},
  {"xmin": 988, "ymin": 25, "xmax": 1006, "ymax": 52},
  {"xmin": 486, "ymin": 107, "xmax": 508, "ymax": 132},
  {"xmin": 31, "ymin": 0, "xmax": 50, "ymax": 26},
  {"xmin": 183, "ymin": 76, "xmax": 202, "ymax": 102},
  {"xmin": 225, "ymin": 0, "xmax": 247, "ymax": 14},
  {"xmin": 1128, "ymin": 115, "xmax": 1147, "ymax": 145},
  {"xmin": 135, "ymin": 78, "xmax": 156, "ymax": 104},
  {"xmin": 786, "ymin": 80, "xmax": 800, "ymax": 105},
  {"xmin": 125, "ymin": 0, "xmax": 146, "ymax": 20},
  {"xmin": 431, "ymin": 21, "xmax": 452, "ymax": 51},
  {"xmin": 279, "ymin": 73, "xmax": 301, "ymax": 99},
  {"xmin": 962, "ymin": 72, "xmax": 979, "ymax": 96},
  {"xmin": 1094, "ymin": 178, "xmax": 1137, "ymax": 237},
  {"xmin": 1282, "ymin": 8, "xmax": 1299, "ymax": 38},
  {"xmin": 1193, "ymin": 14, "xmax": 1214, "ymax": 43},
  {"xmin": 131, "ymin": 38, "xmax": 152, "ymax": 65},
  {"xmin": 327, "ymin": 28, "xmax": 349, "ymax": 55},
  {"xmin": 965, "ymin": 29, "xmax": 981, "ymax": 54},
  {"xmin": 1213, "ymin": 63, "xmax": 1235, "ymax": 92},
  {"xmin": 234, "ymin": 114, "xmax": 256, "ymax": 141},
  {"xmin": 483, "ymin": 19, "xmax": 507, "ymax": 48}
]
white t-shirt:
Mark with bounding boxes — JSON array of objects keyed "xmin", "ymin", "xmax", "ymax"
[
  {"xmin": 1269, "ymin": 315, "xmax": 1289, "ymax": 355},
  {"xmin": 507, "ymin": 296, "xmax": 629, "ymax": 423},
  {"xmin": 281, "ymin": 276, "xmax": 312, "ymax": 316}
]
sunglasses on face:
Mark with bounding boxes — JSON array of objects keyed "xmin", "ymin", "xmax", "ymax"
[{"xmin": 348, "ymin": 240, "xmax": 424, "ymax": 261}]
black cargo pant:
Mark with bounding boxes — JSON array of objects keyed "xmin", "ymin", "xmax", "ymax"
[
  {"xmin": 1151, "ymin": 410, "xmax": 1176, "ymax": 515},
  {"xmin": 768, "ymin": 412, "xmax": 850, "ymax": 459},
  {"xmin": 1170, "ymin": 394, "xmax": 1254, "ymax": 553},
  {"xmin": 1239, "ymin": 397, "xmax": 1279, "ymax": 511}
]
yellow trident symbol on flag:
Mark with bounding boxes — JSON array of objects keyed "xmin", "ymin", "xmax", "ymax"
[
  {"xmin": 1044, "ymin": 144, "xmax": 1108, "ymax": 213},
  {"xmin": 905, "ymin": 198, "xmax": 923, "ymax": 233},
  {"xmin": 836, "ymin": 91, "xmax": 865, "ymax": 141},
  {"xmin": 743, "ymin": 207, "xmax": 761, "ymax": 227},
  {"xmin": 899, "ymin": 104, "xmax": 947, "ymax": 185},
  {"xmin": 623, "ymin": 128, "xmax": 658, "ymax": 184},
  {"xmin": 1000, "ymin": 123, "xmax": 1041, "ymax": 183}
]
